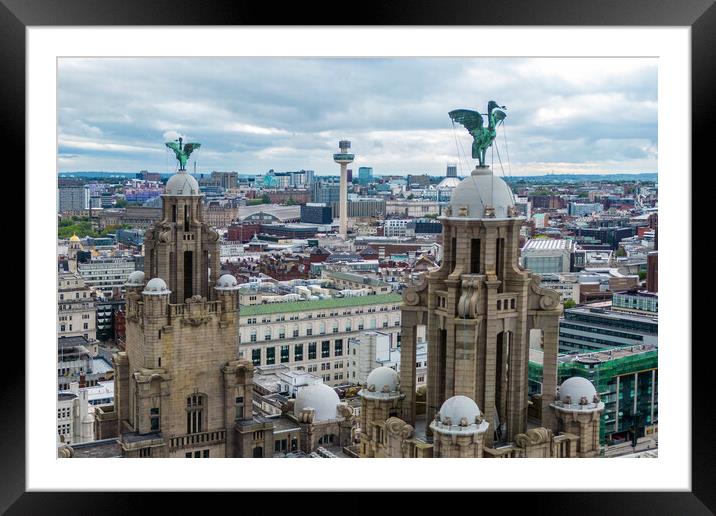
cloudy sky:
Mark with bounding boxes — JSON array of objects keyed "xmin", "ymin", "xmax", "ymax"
[{"xmin": 58, "ymin": 57, "xmax": 657, "ymax": 176}]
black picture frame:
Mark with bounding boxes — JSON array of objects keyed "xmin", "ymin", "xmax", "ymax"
[{"xmin": 5, "ymin": 0, "xmax": 712, "ymax": 513}]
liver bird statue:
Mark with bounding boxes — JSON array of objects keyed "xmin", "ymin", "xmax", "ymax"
[
  {"xmin": 449, "ymin": 101, "xmax": 506, "ymax": 167},
  {"xmin": 165, "ymin": 136, "xmax": 201, "ymax": 171}
]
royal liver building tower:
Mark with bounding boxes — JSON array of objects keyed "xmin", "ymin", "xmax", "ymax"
[
  {"xmin": 112, "ymin": 140, "xmax": 264, "ymax": 458},
  {"xmin": 359, "ymin": 103, "xmax": 604, "ymax": 458}
]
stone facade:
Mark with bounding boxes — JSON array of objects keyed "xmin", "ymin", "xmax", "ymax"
[{"xmin": 359, "ymin": 166, "xmax": 604, "ymax": 459}]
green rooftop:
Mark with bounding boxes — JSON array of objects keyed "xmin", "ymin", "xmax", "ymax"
[{"xmin": 240, "ymin": 293, "xmax": 403, "ymax": 316}]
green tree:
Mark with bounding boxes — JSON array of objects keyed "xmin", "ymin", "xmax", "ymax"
[
  {"xmin": 114, "ymin": 198, "xmax": 127, "ymax": 208},
  {"xmin": 563, "ymin": 299, "xmax": 577, "ymax": 309},
  {"xmin": 638, "ymin": 271, "xmax": 647, "ymax": 281}
]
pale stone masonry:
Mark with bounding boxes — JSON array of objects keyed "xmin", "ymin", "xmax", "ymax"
[{"xmin": 360, "ymin": 166, "xmax": 603, "ymax": 458}]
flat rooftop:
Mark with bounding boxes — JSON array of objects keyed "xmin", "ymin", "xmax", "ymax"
[{"xmin": 240, "ymin": 293, "xmax": 402, "ymax": 316}]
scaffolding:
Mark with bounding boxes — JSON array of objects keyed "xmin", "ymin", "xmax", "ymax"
[{"xmin": 530, "ymin": 344, "xmax": 658, "ymax": 444}]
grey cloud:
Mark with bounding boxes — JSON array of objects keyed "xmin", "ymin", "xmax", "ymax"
[{"xmin": 57, "ymin": 57, "xmax": 657, "ymax": 175}]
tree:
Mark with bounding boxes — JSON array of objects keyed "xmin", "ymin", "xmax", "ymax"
[
  {"xmin": 638, "ymin": 271, "xmax": 647, "ymax": 281},
  {"xmin": 563, "ymin": 299, "xmax": 577, "ymax": 309},
  {"xmin": 114, "ymin": 198, "xmax": 127, "ymax": 208}
]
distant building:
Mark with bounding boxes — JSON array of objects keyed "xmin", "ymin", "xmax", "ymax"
[
  {"xmin": 58, "ymin": 185, "xmax": 90, "ymax": 213},
  {"xmin": 612, "ymin": 290, "xmax": 658, "ymax": 315},
  {"xmin": 58, "ymin": 271, "xmax": 98, "ymax": 354},
  {"xmin": 528, "ymin": 344, "xmax": 657, "ymax": 445},
  {"xmin": 238, "ymin": 293, "xmax": 402, "ymax": 387},
  {"xmin": 569, "ymin": 202, "xmax": 604, "ymax": 217},
  {"xmin": 77, "ymin": 255, "xmax": 136, "ymax": 296},
  {"xmin": 521, "ymin": 239, "xmax": 576, "ymax": 274},
  {"xmin": 446, "ymin": 163, "xmax": 457, "ymax": 178},
  {"xmin": 358, "ymin": 167, "xmax": 374, "ymax": 185},
  {"xmin": 647, "ymin": 251, "xmax": 658, "ymax": 292},
  {"xmin": 301, "ymin": 203, "xmax": 333, "ymax": 225},
  {"xmin": 559, "ymin": 306, "xmax": 658, "ymax": 354}
]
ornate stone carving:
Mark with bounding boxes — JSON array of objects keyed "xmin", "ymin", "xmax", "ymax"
[
  {"xmin": 514, "ymin": 427, "xmax": 552, "ymax": 448},
  {"xmin": 528, "ymin": 275, "xmax": 561, "ymax": 311},
  {"xmin": 337, "ymin": 403, "xmax": 354, "ymax": 419},
  {"xmin": 385, "ymin": 417, "xmax": 414, "ymax": 439},
  {"xmin": 402, "ymin": 273, "xmax": 428, "ymax": 306},
  {"xmin": 444, "ymin": 205, "xmax": 452, "ymax": 216},
  {"xmin": 458, "ymin": 205, "xmax": 469, "ymax": 217},
  {"xmin": 298, "ymin": 407, "xmax": 315, "ymax": 424},
  {"xmin": 457, "ymin": 275, "xmax": 481, "ymax": 318},
  {"xmin": 206, "ymin": 226, "xmax": 220, "ymax": 242}
]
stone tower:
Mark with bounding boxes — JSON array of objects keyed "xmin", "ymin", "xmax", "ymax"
[
  {"xmin": 399, "ymin": 165, "xmax": 562, "ymax": 447},
  {"xmin": 550, "ymin": 376, "xmax": 604, "ymax": 457},
  {"xmin": 113, "ymin": 166, "xmax": 245, "ymax": 458},
  {"xmin": 144, "ymin": 169, "xmax": 220, "ymax": 304},
  {"xmin": 358, "ymin": 367, "xmax": 405, "ymax": 457}
]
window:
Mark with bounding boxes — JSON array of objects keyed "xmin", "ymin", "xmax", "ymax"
[
  {"xmin": 186, "ymin": 394, "xmax": 204, "ymax": 434},
  {"xmin": 250, "ymin": 331, "xmax": 257, "ymax": 343},
  {"xmin": 150, "ymin": 407, "xmax": 160, "ymax": 432},
  {"xmin": 251, "ymin": 348, "xmax": 261, "ymax": 366},
  {"xmin": 321, "ymin": 341, "xmax": 330, "ymax": 358},
  {"xmin": 308, "ymin": 342, "xmax": 317, "ymax": 360},
  {"xmin": 306, "ymin": 328, "xmax": 313, "ymax": 336},
  {"xmin": 294, "ymin": 344, "xmax": 303, "ymax": 361},
  {"xmin": 334, "ymin": 339, "xmax": 343, "ymax": 357},
  {"xmin": 266, "ymin": 347, "xmax": 275, "ymax": 365},
  {"xmin": 280, "ymin": 345, "xmax": 289, "ymax": 363},
  {"xmin": 140, "ymin": 448, "xmax": 152, "ymax": 458},
  {"xmin": 293, "ymin": 328, "xmax": 299, "ymax": 337}
]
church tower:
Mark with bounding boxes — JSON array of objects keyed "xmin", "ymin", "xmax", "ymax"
[
  {"xmin": 400, "ymin": 164, "xmax": 563, "ymax": 447},
  {"xmin": 113, "ymin": 146, "xmax": 247, "ymax": 458}
]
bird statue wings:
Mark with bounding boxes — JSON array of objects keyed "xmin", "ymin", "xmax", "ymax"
[
  {"xmin": 165, "ymin": 138, "xmax": 201, "ymax": 171},
  {"xmin": 449, "ymin": 102, "xmax": 506, "ymax": 167},
  {"xmin": 448, "ymin": 109, "xmax": 484, "ymax": 133}
]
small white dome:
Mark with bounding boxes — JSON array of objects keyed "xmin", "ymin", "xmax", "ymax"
[
  {"xmin": 366, "ymin": 366, "xmax": 400, "ymax": 393},
  {"xmin": 447, "ymin": 166, "xmax": 516, "ymax": 219},
  {"xmin": 558, "ymin": 377, "xmax": 597, "ymax": 405},
  {"xmin": 125, "ymin": 270, "xmax": 146, "ymax": 287},
  {"xmin": 164, "ymin": 170, "xmax": 200, "ymax": 196},
  {"xmin": 215, "ymin": 274, "xmax": 239, "ymax": 290},
  {"xmin": 294, "ymin": 383, "xmax": 340, "ymax": 422},
  {"xmin": 143, "ymin": 277, "xmax": 170, "ymax": 295},
  {"xmin": 438, "ymin": 395, "xmax": 481, "ymax": 426}
]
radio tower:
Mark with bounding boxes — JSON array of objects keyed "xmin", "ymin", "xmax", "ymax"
[{"xmin": 333, "ymin": 140, "xmax": 354, "ymax": 238}]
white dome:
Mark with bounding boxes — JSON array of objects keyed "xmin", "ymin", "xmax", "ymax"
[
  {"xmin": 437, "ymin": 176, "xmax": 462, "ymax": 189},
  {"xmin": 215, "ymin": 274, "xmax": 239, "ymax": 290},
  {"xmin": 143, "ymin": 277, "xmax": 170, "ymax": 295},
  {"xmin": 439, "ymin": 395, "xmax": 481, "ymax": 426},
  {"xmin": 558, "ymin": 376, "xmax": 597, "ymax": 405},
  {"xmin": 447, "ymin": 166, "xmax": 516, "ymax": 219},
  {"xmin": 164, "ymin": 170, "xmax": 200, "ymax": 196},
  {"xmin": 366, "ymin": 366, "xmax": 400, "ymax": 393},
  {"xmin": 294, "ymin": 383, "xmax": 340, "ymax": 422},
  {"xmin": 125, "ymin": 270, "xmax": 146, "ymax": 287}
]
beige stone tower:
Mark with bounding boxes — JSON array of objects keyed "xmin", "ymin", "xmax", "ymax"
[
  {"xmin": 358, "ymin": 367, "xmax": 405, "ymax": 457},
  {"xmin": 429, "ymin": 395, "xmax": 490, "ymax": 457},
  {"xmin": 550, "ymin": 376, "xmax": 604, "ymax": 457},
  {"xmin": 400, "ymin": 165, "xmax": 562, "ymax": 447},
  {"xmin": 113, "ymin": 167, "xmax": 245, "ymax": 458},
  {"xmin": 144, "ymin": 169, "xmax": 220, "ymax": 304}
]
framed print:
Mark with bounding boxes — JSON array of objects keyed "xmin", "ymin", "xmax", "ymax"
[{"xmin": 5, "ymin": 0, "xmax": 714, "ymax": 513}]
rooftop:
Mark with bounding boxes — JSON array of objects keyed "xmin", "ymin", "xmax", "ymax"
[{"xmin": 240, "ymin": 292, "xmax": 402, "ymax": 316}]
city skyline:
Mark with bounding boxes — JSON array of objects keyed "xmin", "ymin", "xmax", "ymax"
[{"xmin": 58, "ymin": 57, "xmax": 657, "ymax": 176}]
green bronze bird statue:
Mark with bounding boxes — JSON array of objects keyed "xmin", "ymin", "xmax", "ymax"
[
  {"xmin": 165, "ymin": 136, "xmax": 201, "ymax": 171},
  {"xmin": 449, "ymin": 101, "xmax": 506, "ymax": 167}
]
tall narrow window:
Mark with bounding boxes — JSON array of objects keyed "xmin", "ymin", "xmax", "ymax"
[
  {"xmin": 184, "ymin": 251, "xmax": 193, "ymax": 299},
  {"xmin": 150, "ymin": 407, "xmax": 160, "ymax": 432},
  {"xmin": 186, "ymin": 394, "xmax": 204, "ymax": 434},
  {"xmin": 449, "ymin": 237, "xmax": 457, "ymax": 272},
  {"xmin": 496, "ymin": 238, "xmax": 504, "ymax": 282},
  {"xmin": 184, "ymin": 204, "xmax": 190, "ymax": 231},
  {"xmin": 172, "ymin": 204, "xmax": 177, "ymax": 223},
  {"xmin": 470, "ymin": 239, "xmax": 481, "ymax": 274}
]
